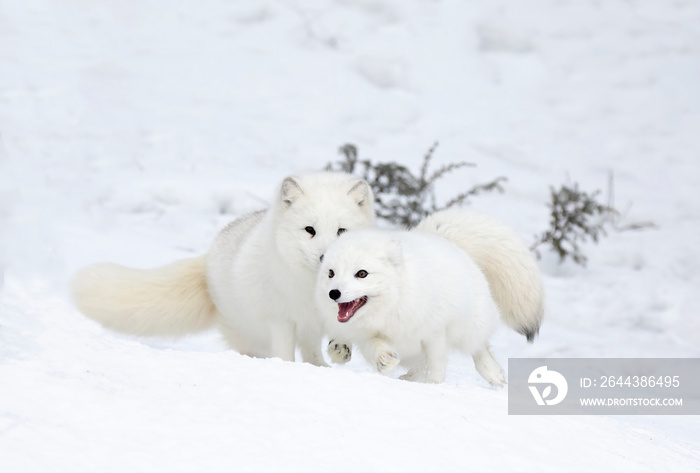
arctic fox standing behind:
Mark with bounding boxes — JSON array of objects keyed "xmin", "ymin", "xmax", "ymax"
[
  {"xmin": 72, "ymin": 172, "xmax": 375, "ymax": 365},
  {"xmin": 207, "ymin": 174, "xmax": 374, "ymax": 364},
  {"xmin": 317, "ymin": 228, "xmax": 507, "ymax": 386}
]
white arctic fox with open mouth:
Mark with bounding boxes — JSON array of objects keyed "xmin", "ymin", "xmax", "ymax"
[{"xmin": 316, "ymin": 228, "xmax": 508, "ymax": 386}]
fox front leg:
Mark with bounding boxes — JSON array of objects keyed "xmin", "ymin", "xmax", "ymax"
[
  {"xmin": 361, "ymin": 336, "xmax": 399, "ymax": 375},
  {"xmin": 269, "ymin": 320, "xmax": 297, "ymax": 362},
  {"xmin": 421, "ymin": 335, "xmax": 448, "ymax": 384},
  {"xmin": 297, "ymin": 321, "xmax": 329, "ymax": 367},
  {"xmin": 327, "ymin": 338, "xmax": 352, "ymax": 364},
  {"xmin": 299, "ymin": 338, "xmax": 329, "ymax": 368}
]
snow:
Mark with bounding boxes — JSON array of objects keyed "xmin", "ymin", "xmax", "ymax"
[{"xmin": 1, "ymin": 0, "xmax": 700, "ymax": 471}]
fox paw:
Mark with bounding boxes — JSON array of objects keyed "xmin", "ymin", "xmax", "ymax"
[
  {"xmin": 491, "ymin": 370, "xmax": 507, "ymax": 388},
  {"xmin": 399, "ymin": 372, "xmax": 418, "ymax": 382},
  {"xmin": 377, "ymin": 351, "xmax": 399, "ymax": 374},
  {"xmin": 482, "ymin": 366, "xmax": 506, "ymax": 388},
  {"xmin": 327, "ymin": 339, "xmax": 352, "ymax": 364}
]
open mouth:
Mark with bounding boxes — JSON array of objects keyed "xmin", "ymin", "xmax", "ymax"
[{"xmin": 337, "ymin": 296, "xmax": 368, "ymax": 323}]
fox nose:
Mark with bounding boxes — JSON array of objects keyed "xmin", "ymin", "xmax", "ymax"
[
  {"xmin": 329, "ymin": 289, "xmax": 341, "ymax": 301},
  {"xmin": 320, "ymin": 254, "xmax": 324, "ymax": 262}
]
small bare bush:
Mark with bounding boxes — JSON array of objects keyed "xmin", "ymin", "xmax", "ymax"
[{"xmin": 327, "ymin": 143, "xmax": 507, "ymax": 227}]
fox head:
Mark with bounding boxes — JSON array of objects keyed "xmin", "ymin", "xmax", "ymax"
[
  {"xmin": 273, "ymin": 172, "xmax": 375, "ymax": 272},
  {"xmin": 317, "ymin": 230, "xmax": 403, "ymax": 325}
]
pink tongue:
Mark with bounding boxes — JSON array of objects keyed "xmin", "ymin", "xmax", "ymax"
[
  {"xmin": 338, "ymin": 302, "xmax": 355, "ymax": 323},
  {"xmin": 337, "ymin": 297, "xmax": 367, "ymax": 322}
]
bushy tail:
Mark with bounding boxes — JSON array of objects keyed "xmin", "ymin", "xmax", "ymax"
[
  {"xmin": 71, "ymin": 255, "xmax": 218, "ymax": 337},
  {"xmin": 415, "ymin": 209, "xmax": 544, "ymax": 342}
]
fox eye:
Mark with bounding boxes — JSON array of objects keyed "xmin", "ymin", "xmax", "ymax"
[
  {"xmin": 355, "ymin": 270, "xmax": 368, "ymax": 279},
  {"xmin": 328, "ymin": 269, "xmax": 335, "ymax": 278},
  {"xmin": 337, "ymin": 228, "xmax": 347, "ymax": 236},
  {"xmin": 305, "ymin": 226, "xmax": 316, "ymax": 237}
]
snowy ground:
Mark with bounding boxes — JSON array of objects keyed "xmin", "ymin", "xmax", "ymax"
[{"xmin": 1, "ymin": 0, "xmax": 700, "ymax": 471}]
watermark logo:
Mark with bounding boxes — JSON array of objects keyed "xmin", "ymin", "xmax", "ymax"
[
  {"xmin": 509, "ymin": 358, "xmax": 698, "ymax": 415},
  {"xmin": 528, "ymin": 366, "xmax": 568, "ymax": 406}
]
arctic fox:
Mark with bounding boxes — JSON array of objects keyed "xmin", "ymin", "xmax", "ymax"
[
  {"xmin": 72, "ymin": 172, "xmax": 375, "ymax": 365},
  {"xmin": 324, "ymin": 208, "xmax": 544, "ymax": 369},
  {"xmin": 317, "ymin": 228, "xmax": 508, "ymax": 385}
]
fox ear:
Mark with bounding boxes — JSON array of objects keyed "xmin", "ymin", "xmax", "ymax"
[
  {"xmin": 347, "ymin": 179, "xmax": 373, "ymax": 208},
  {"xmin": 386, "ymin": 239, "xmax": 403, "ymax": 266},
  {"xmin": 280, "ymin": 177, "xmax": 304, "ymax": 207}
]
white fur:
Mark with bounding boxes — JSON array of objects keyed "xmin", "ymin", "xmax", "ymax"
[
  {"xmin": 206, "ymin": 173, "xmax": 374, "ymax": 364},
  {"xmin": 316, "ymin": 229, "xmax": 506, "ymax": 386},
  {"xmin": 72, "ymin": 172, "xmax": 374, "ymax": 365},
  {"xmin": 72, "ymin": 255, "xmax": 217, "ymax": 337},
  {"xmin": 415, "ymin": 208, "xmax": 544, "ymax": 342}
]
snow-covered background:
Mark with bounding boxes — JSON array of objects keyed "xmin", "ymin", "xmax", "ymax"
[{"xmin": 1, "ymin": 0, "xmax": 699, "ymax": 471}]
